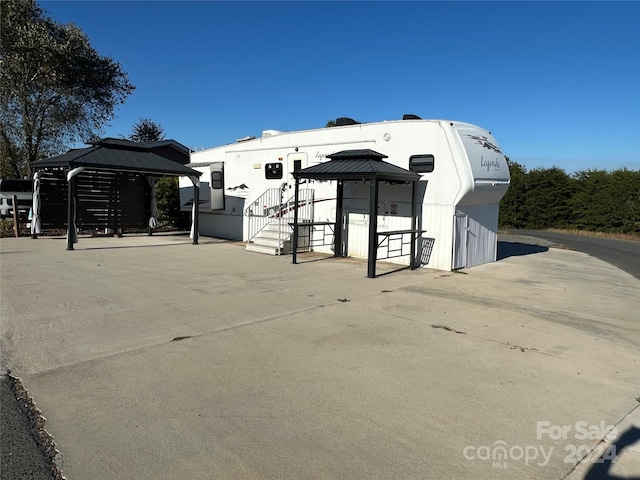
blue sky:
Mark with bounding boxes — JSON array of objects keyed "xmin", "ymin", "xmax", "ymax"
[{"xmin": 41, "ymin": 1, "xmax": 639, "ymax": 173}]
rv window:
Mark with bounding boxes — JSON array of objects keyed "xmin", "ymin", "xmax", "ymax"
[
  {"xmin": 265, "ymin": 163, "xmax": 283, "ymax": 179},
  {"xmin": 409, "ymin": 154, "xmax": 435, "ymax": 173},
  {"xmin": 293, "ymin": 159, "xmax": 302, "ymax": 172},
  {"xmin": 211, "ymin": 171, "xmax": 223, "ymax": 189}
]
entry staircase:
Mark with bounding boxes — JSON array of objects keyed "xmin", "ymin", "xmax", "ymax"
[{"xmin": 244, "ymin": 184, "xmax": 314, "ymax": 255}]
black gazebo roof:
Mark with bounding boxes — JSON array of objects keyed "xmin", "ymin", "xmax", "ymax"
[
  {"xmin": 292, "ymin": 149, "xmax": 420, "ymax": 182},
  {"xmin": 31, "ymin": 139, "xmax": 200, "ymax": 177}
]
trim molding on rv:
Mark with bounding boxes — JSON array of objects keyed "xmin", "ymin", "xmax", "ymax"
[{"xmin": 224, "ymin": 139, "xmax": 376, "ymax": 154}]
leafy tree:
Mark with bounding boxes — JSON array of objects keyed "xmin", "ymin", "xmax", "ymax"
[
  {"xmin": 521, "ymin": 167, "xmax": 576, "ymax": 229},
  {"xmin": 608, "ymin": 168, "xmax": 640, "ymax": 233},
  {"xmin": 325, "ymin": 120, "xmax": 336, "ymax": 128},
  {"xmin": 499, "ymin": 162, "xmax": 639, "ymax": 234},
  {"xmin": 155, "ymin": 177, "xmax": 188, "ymax": 229},
  {"xmin": 499, "ymin": 158, "xmax": 527, "ymax": 228},
  {"xmin": 129, "ymin": 118, "xmax": 165, "ymax": 143},
  {"xmin": 569, "ymin": 169, "xmax": 613, "ymax": 231},
  {"xmin": 0, "ymin": 137, "xmax": 23, "ymax": 178},
  {"xmin": 0, "ymin": 0, "xmax": 135, "ymax": 177},
  {"xmin": 570, "ymin": 168, "xmax": 640, "ymax": 233}
]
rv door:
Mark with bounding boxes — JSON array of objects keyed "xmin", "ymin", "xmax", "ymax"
[
  {"xmin": 287, "ymin": 153, "xmax": 308, "ymax": 180},
  {"xmin": 210, "ymin": 162, "xmax": 225, "ymax": 210}
]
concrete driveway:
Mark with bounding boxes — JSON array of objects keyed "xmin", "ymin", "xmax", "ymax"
[{"xmin": 1, "ymin": 233, "xmax": 638, "ymax": 479}]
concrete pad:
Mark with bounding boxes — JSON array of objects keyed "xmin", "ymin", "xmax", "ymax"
[{"xmin": 1, "ymin": 233, "xmax": 639, "ymax": 479}]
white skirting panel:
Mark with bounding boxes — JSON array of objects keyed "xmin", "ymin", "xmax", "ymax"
[
  {"xmin": 343, "ymin": 204, "xmax": 456, "ymax": 271},
  {"xmin": 199, "ymin": 212, "xmax": 244, "ymax": 241},
  {"xmin": 454, "ymin": 203, "xmax": 499, "ymax": 268},
  {"xmin": 421, "ymin": 204, "xmax": 454, "ymax": 271}
]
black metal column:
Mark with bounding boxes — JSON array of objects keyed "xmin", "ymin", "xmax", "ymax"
[
  {"xmin": 292, "ymin": 178, "xmax": 300, "ymax": 264},
  {"xmin": 66, "ymin": 174, "xmax": 76, "ymax": 251},
  {"xmin": 192, "ymin": 184, "xmax": 199, "ymax": 245},
  {"xmin": 410, "ymin": 180, "xmax": 418, "ymax": 270},
  {"xmin": 367, "ymin": 178, "xmax": 378, "ymax": 278},
  {"xmin": 148, "ymin": 178, "xmax": 153, "ymax": 236},
  {"xmin": 334, "ymin": 180, "xmax": 344, "ymax": 257}
]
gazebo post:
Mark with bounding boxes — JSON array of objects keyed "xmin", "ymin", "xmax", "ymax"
[
  {"xmin": 192, "ymin": 184, "xmax": 199, "ymax": 245},
  {"xmin": 334, "ymin": 180, "xmax": 344, "ymax": 257},
  {"xmin": 367, "ymin": 177, "xmax": 379, "ymax": 278},
  {"xmin": 410, "ymin": 180, "xmax": 418, "ymax": 270},
  {"xmin": 292, "ymin": 177, "xmax": 300, "ymax": 264},
  {"xmin": 31, "ymin": 171, "xmax": 41, "ymax": 239},
  {"xmin": 66, "ymin": 174, "xmax": 76, "ymax": 251}
]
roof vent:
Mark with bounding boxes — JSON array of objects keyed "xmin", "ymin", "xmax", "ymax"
[
  {"xmin": 236, "ymin": 136, "xmax": 256, "ymax": 143},
  {"xmin": 262, "ymin": 130, "xmax": 284, "ymax": 138},
  {"xmin": 335, "ymin": 117, "xmax": 361, "ymax": 126},
  {"xmin": 402, "ymin": 114, "xmax": 422, "ymax": 120}
]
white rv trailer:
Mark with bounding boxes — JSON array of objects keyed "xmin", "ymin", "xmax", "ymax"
[{"xmin": 180, "ymin": 117, "xmax": 510, "ymax": 271}]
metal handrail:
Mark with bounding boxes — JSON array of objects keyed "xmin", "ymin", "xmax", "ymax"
[
  {"xmin": 244, "ymin": 183, "xmax": 287, "ymax": 242},
  {"xmin": 244, "ymin": 184, "xmax": 314, "ymax": 250}
]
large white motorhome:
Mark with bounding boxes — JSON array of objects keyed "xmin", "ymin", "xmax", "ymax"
[{"xmin": 180, "ymin": 116, "xmax": 510, "ymax": 271}]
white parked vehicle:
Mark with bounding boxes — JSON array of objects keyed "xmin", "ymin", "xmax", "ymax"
[
  {"xmin": 0, "ymin": 179, "xmax": 32, "ymax": 220},
  {"xmin": 180, "ymin": 116, "xmax": 510, "ymax": 271}
]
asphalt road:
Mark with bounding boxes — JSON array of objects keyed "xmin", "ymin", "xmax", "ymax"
[
  {"xmin": 0, "ymin": 374, "xmax": 55, "ymax": 480},
  {"xmin": 507, "ymin": 229, "xmax": 640, "ymax": 280}
]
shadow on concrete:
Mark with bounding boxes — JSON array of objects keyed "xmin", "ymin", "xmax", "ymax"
[
  {"xmin": 293, "ymin": 253, "xmax": 411, "ymax": 278},
  {"xmin": 79, "ymin": 243, "xmax": 196, "ymax": 251},
  {"xmin": 291, "ymin": 254, "xmax": 335, "ymax": 264},
  {"xmin": 375, "ymin": 266, "xmax": 412, "ymax": 278},
  {"xmin": 497, "ymin": 241, "xmax": 548, "ymax": 261},
  {"xmin": 583, "ymin": 426, "xmax": 640, "ymax": 480}
]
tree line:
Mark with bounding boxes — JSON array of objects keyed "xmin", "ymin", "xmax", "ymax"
[{"xmin": 499, "ymin": 159, "xmax": 640, "ymax": 234}]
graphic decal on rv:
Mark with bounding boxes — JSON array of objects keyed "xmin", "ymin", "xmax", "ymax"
[
  {"xmin": 466, "ymin": 135, "xmax": 502, "ymax": 154},
  {"xmin": 480, "ymin": 156, "xmax": 502, "ymax": 172},
  {"xmin": 227, "ymin": 183, "xmax": 248, "ymax": 191}
]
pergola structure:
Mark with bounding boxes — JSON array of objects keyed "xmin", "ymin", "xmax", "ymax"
[
  {"xmin": 291, "ymin": 149, "xmax": 423, "ymax": 278},
  {"xmin": 30, "ymin": 139, "xmax": 202, "ymax": 250}
]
